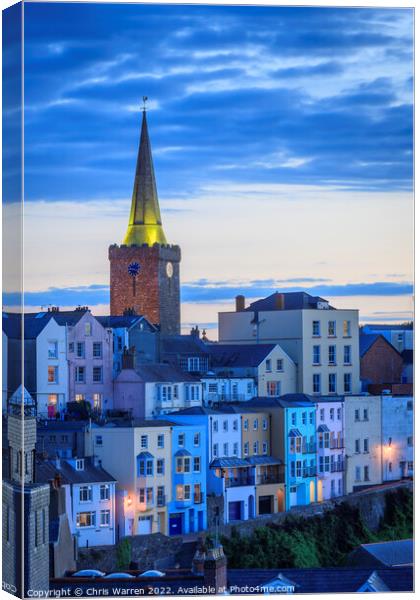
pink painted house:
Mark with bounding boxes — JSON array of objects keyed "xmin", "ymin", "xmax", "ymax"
[{"xmin": 63, "ymin": 309, "xmax": 114, "ymax": 413}]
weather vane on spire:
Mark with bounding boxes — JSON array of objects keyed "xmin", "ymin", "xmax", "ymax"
[{"xmin": 142, "ymin": 96, "xmax": 148, "ymax": 112}]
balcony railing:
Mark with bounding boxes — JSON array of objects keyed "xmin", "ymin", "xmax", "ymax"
[
  {"xmin": 331, "ymin": 463, "xmax": 345, "ymax": 473},
  {"xmin": 330, "ymin": 439, "xmax": 345, "ymax": 450},
  {"xmin": 225, "ymin": 477, "xmax": 254, "ymax": 488},
  {"xmin": 302, "ymin": 444, "xmax": 316, "ymax": 454},
  {"xmin": 205, "ymin": 393, "xmax": 250, "ymax": 403},
  {"xmin": 302, "ymin": 467, "xmax": 317, "ymax": 478},
  {"xmin": 257, "ymin": 474, "xmax": 283, "ymax": 485}
]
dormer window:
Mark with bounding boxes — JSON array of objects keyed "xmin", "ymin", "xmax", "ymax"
[{"xmin": 76, "ymin": 459, "xmax": 84, "ymax": 471}]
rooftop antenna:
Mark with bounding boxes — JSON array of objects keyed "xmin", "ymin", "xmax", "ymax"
[{"xmin": 142, "ymin": 96, "xmax": 148, "ymax": 112}]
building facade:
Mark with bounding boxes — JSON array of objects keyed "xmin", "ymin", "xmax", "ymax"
[
  {"xmin": 167, "ymin": 423, "xmax": 207, "ymax": 535},
  {"xmin": 113, "ymin": 363, "xmax": 202, "ymax": 418},
  {"xmin": 219, "ymin": 292, "xmax": 360, "ymax": 397},
  {"xmin": 90, "ymin": 420, "xmax": 174, "ymax": 537},
  {"xmin": 313, "ymin": 397, "xmax": 345, "ymax": 500},
  {"xmin": 67, "ymin": 310, "xmax": 113, "ymax": 413},
  {"xmin": 344, "ymin": 395, "xmax": 382, "ymax": 493},
  {"xmin": 381, "ymin": 395, "xmax": 413, "ymax": 481}
]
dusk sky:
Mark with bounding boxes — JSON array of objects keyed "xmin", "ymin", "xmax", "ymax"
[{"xmin": 4, "ymin": 2, "xmax": 414, "ymax": 334}]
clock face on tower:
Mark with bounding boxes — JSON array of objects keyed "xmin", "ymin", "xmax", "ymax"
[
  {"xmin": 128, "ymin": 262, "xmax": 140, "ymax": 277},
  {"xmin": 166, "ymin": 262, "xmax": 173, "ymax": 278}
]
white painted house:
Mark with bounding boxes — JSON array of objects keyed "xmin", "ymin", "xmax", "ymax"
[
  {"xmin": 35, "ymin": 316, "xmax": 68, "ymax": 418},
  {"xmin": 38, "ymin": 456, "xmax": 117, "ymax": 548},
  {"xmin": 381, "ymin": 395, "xmax": 413, "ymax": 481},
  {"xmin": 201, "ymin": 375, "xmax": 256, "ymax": 406},
  {"xmin": 313, "ymin": 397, "xmax": 345, "ymax": 500}
]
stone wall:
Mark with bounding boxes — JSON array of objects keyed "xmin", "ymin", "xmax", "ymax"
[
  {"xmin": 76, "ymin": 482, "xmax": 412, "ymax": 574},
  {"xmin": 209, "ymin": 481, "xmax": 413, "ymax": 539},
  {"xmin": 77, "ymin": 533, "xmax": 184, "ymax": 573}
]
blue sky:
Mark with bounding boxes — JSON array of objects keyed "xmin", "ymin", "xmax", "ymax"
[{"xmin": 3, "ymin": 2, "xmax": 414, "ymax": 331}]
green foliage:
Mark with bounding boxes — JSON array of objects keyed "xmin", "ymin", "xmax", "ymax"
[
  {"xmin": 116, "ymin": 538, "xmax": 132, "ymax": 570},
  {"xmin": 222, "ymin": 490, "xmax": 413, "ymax": 569}
]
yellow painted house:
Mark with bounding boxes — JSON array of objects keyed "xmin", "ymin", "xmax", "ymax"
[{"xmin": 88, "ymin": 420, "xmax": 173, "ymax": 537}]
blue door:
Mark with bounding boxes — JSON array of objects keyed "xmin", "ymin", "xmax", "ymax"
[
  {"xmin": 228, "ymin": 501, "xmax": 242, "ymax": 521},
  {"xmin": 198, "ymin": 511, "xmax": 204, "ymax": 531},
  {"xmin": 169, "ymin": 513, "xmax": 183, "ymax": 535}
]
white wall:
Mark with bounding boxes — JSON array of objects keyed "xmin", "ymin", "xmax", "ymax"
[
  {"xmin": 381, "ymin": 395, "xmax": 413, "ymax": 481},
  {"xmin": 36, "ymin": 318, "xmax": 68, "ymax": 417}
]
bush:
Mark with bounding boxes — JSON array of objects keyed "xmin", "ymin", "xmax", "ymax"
[
  {"xmin": 222, "ymin": 490, "xmax": 413, "ymax": 569},
  {"xmin": 116, "ymin": 538, "xmax": 132, "ymax": 570}
]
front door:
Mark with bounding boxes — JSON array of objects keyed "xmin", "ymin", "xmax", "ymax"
[
  {"xmin": 169, "ymin": 513, "xmax": 183, "ymax": 536},
  {"xmin": 258, "ymin": 495, "xmax": 272, "ymax": 515},
  {"xmin": 228, "ymin": 501, "xmax": 242, "ymax": 521}
]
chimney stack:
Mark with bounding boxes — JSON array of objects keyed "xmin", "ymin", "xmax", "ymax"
[
  {"xmin": 122, "ymin": 347, "xmax": 136, "ymax": 370},
  {"xmin": 235, "ymin": 295, "xmax": 245, "ymax": 312},
  {"xmin": 274, "ymin": 293, "xmax": 285, "ymax": 310},
  {"xmin": 203, "ymin": 545, "xmax": 227, "ymax": 594}
]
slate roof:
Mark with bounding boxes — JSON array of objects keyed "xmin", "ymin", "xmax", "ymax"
[
  {"xmin": 37, "ymin": 420, "xmax": 91, "ymax": 432},
  {"xmin": 96, "ymin": 315, "xmax": 156, "ymax": 331},
  {"xmin": 363, "ymin": 323, "xmax": 413, "ymax": 331},
  {"xmin": 210, "ymin": 457, "xmax": 250, "ymax": 468},
  {"xmin": 36, "ymin": 457, "xmax": 116, "ymax": 485},
  {"xmin": 160, "ymin": 334, "xmax": 210, "ymax": 355},
  {"xmin": 227, "ymin": 566, "xmax": 413, "ymax": 593},
  {"xmin": 163, "ymin": 406, "xmax": 221, "ymax": 416},
  {"xmin": 102, "ymin": 418, "xmax": 177, "ymax": 428},
  {"xmin": 3, "ymin": 310, "xmax": 90, "ymax": 339},
  {"xmin": 359, "ymin": 332, "xmax": 400, "ymax": 358},
  {"xmin": 354, "ymin": 539, "xmax": 413, "ymax": 567},
  {"xmin": 134, "ymin": 363, "xmax": 199, "ymax": 382},
  {"xmin": 207, "ymin": 344, "xmax": 277, "ymax": 368},
  {"xmin": 244, "ymin": 291, "xmax": 333, "ymax": 312}
]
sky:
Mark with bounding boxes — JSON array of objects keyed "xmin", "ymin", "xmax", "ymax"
[{"xmin": 3, "ymin": 2, "xmax": 414, "ymax": 335}]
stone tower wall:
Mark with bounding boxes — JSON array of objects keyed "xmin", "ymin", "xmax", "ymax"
[{"xmin": 109, "ymin": 243, "xmax": 181, "ymax": 335}]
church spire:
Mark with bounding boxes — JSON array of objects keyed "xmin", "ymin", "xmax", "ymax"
[{"xmin": 123, "ymin": 104, "xmax": 168, "ymax": 246}]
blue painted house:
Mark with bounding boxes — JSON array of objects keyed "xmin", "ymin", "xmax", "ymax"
[
  {"xmin": 166, "ymin": 421, "xmax": 207, "ymax": 535},
  {"xmin": 238, "ymin": 396, "xmax": 317, "ymax": 510},
  {"xmin": 278, "ymin": 397, "xmax": 317, "ymax": 509}
]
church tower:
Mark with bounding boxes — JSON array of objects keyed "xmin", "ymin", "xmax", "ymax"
[{"xmin": 109, "ymin": 106, "xmax": 181, "ymax": 334}]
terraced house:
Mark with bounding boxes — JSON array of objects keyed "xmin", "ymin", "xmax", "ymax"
[
  {"xmin": 313, "ymin": 397, "xmax": 345, "ymax": 500},
  {"xmin": 89, "ymin": 420, "xmax": 174, "ymax": 537},
  {"xmin": 344, "ymin": 395, "xmax": 382, "ymax": 493},
  {"xmin": 166, "ymin": 423, "xmax": 207, "ymax": 535}
]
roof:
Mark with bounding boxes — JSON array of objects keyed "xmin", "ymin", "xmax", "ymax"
[
  {"xmin": 137, "ymin": 451, "xmax": 154, "ymax": 459},
  {"xmin": 244, "ymin": 291, "xmax": 333, "ymax": 312},
  {"xmin": 356, "ymin": 539, "xmax": 413, "ymax": 567},
  {"xmin": 207, "ymin": 343, "xmax": 277, "ymax": 368},
  {"xmin": 245, "ymin": 455, "xmax": 282, "ymax": 466},
  {"xmin": 359, "ymin": 332, "xmax": 400, "ymax": 357},
  {"xmin": 164, "ymin": 406, "xmax": 222, "ymax": 416},
  {"xmin": 237, "ymin": 396, "xmax": 315, "ymax": 410},
  {"xmin": 9, "ymin": 385, "xmax": 34, "ymax": 406},
  {"xmin": 227, "ymin": 566, "xmax": 413, "ymax": 593},
  {"xmin": 37, "ymin": 420, "xmax": 91, "ymax": 432},
  {"xmin": 101, "ymin": 418, "xmax": 176, "ymax": 429},
  {"xmin": 362, "ymin": 323, "xmax": 413, "ymax": 331},
  {"xmin": 288, "ymin": 429, "xmax": 303, "ymax": 437},
  {"xmin": 3, "ymin": 310, "xmax": 90, "ymax": 340},
  {"xmin": 96, "ymin": 315, "xmax": 156, "ymax": 331},
  {"xmin": 210, "ymin": 457, "xmax": 250, "ymax": 468},
  {"xmin": 317, "ymin": 424, "xmax": 330, "ymax": 432},
  {"xmin": 36, "ymin": 457, "xmax": 116, "ymax": 485},
  {"xmin": 134, "ymin": 363, "xmax": 199, "ymax": 382},
  {"xmin": 160, "ymin": 334, "xmax": 210, "ymax": 356}
]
